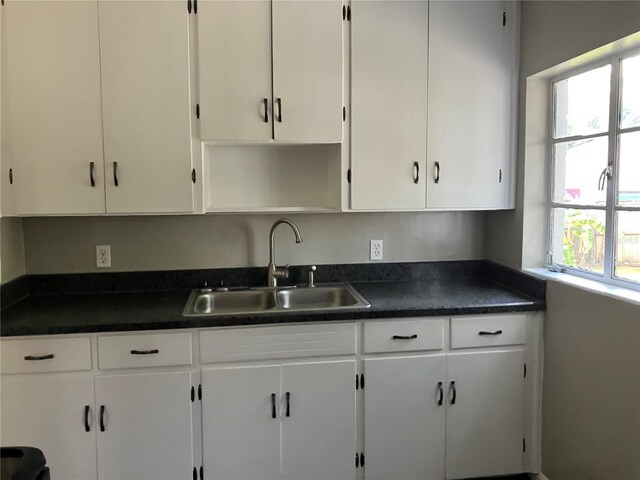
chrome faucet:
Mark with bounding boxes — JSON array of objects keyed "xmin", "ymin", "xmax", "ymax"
[{"xmin": 268, "ymin": 218, "xmax": 303, "ymax": 287}]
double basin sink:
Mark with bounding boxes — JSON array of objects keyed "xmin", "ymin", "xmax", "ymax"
[{"xmin": 183, "ymin": 283, "xmax": 370, "ymax": 317}]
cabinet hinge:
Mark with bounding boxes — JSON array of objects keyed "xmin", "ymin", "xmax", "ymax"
[
  {"xmin": 198, "ymin": 384, "xmax": 202, "ymax": 401},
  {"xmin": 347, "ymin": 168, "xmax": 351, "ymax": 184},
  {"xmin": 191, "ymin": 386, "xmax": 195, "ymax": 402},
  {"xmin": 187, "ymin": 0, "xmax": 191, "ymax": 14},
  {"xmin": 343, "ymin": 106, "xmax": 346, "ymax": 122},
  {"xmin": 524, "ymin": 363, "xmax": 527, "ymax": 378},
  {"xmin": 347, "ymin": 5, "xmax": 351, "ymax": 21},
  {"xmin": 499, "ymin": 168, "xmax": 502, "ymax": 183},
  {"xmin": 196, "ymin": 104, "xmax": 200, "ymax": 119},
  {"xmin": 523, "ymin": 438, "xmax": 526, "ymax": 453},
  {"xmin": 503, "ymin": 11, "xmax": 506, "ymax": 26},
  {"xmin": 192, "ymin": 168, "xmax": 197, "ymax": 184},
  {"xmin": 192, "ymin": 467, "xmax": 197, "ymax": 480},
  {"xmin": 360, "ymin": 373, "xmax": 364, "ymax": 389},
  {"xmin": 8, "ymin": 168, "xmax": 13, "ymax": 185},
  {"xmin": 199, "ymin": 465, "xmax": 203, "ymax": 480}
]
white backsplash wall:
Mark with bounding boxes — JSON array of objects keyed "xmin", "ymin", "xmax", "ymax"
[{"xmin": 21, "ymin": 212, "xmax": 484, "ymax": 274}]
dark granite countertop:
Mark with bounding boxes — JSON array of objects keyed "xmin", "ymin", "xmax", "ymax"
[{"xmin": 0, "ymin": 261, "xmax": 545, "ymax": 336}]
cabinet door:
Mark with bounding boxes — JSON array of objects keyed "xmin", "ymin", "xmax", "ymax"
[
  {"xmin": 351, "ymin": 0, "xmax": 428, "ymax": 210},
  {"xmin": 446, "ymin": 350, "xmax": 524, "ymax": 479},
  {"xmin": 281, "ymin": 360, "xmax": 356, "ymax": 480},
  {"xmin": 95, "ymin": 371, "xmax": 193, "ymax": 480},
  {"xmin": 272, "ymin": 0, "xmax": 343, "ymax": 143},
  {"xmin": 427, "ymin": 1, "xmax": 516, "ymax": 209},
  {"xmin": 0, "ymin": 375, "xmax": 97, "ymax": 480},
  {"xmin": 197, "ymin": 0, "xmax": 272, "ymax": 141},
  {"xmin": 364, "ymin": 355, "xmax": 446, "ymax": 480},
  {"xmin": 3, "ymin": 0, "xmax": 105, "ymax": 215},
  {"xmin": 99, "ymin": 0, "xmax": 193, "ymax": 214},
  {"xmin": 201, "ymin": 365, "xmax": 281, "ymax": 480}
]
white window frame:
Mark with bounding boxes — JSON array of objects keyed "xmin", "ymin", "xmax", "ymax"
[{"xmin": 549, "ymin": 48, "xmax": 640, "ymax": 291}]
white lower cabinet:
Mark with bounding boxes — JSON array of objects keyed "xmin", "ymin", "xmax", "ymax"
[
  {"xmin": 201, "ymin": 360, "xmax": 357, "ymax": 480},
  {"xmin": 201, "ymin": 365, "xmax": 281, "ymax": 480},
  {"xmin": 362, "ymin": 350, "xmax": 526, "ymax": 480},
  {"xmin": 364, "ymin": 355, "xmax": 446, "ymax": 480},
  {"xmin": 95, "ymin": 371, "xmax": 194, "ymax": 480},
  {"xmin": 445, "ymin": 350, "xmax": 524, "ymax": 479},
  {"xmin": 0, "ymin": 375, "xmax": 98, "ymax": 480}
]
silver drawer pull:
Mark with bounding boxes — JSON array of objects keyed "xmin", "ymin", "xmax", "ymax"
[
  {"xmin": 24, "ymin": 354, "xmax": 55, "ymax": 361},
  {"xmin": 478, "ymin": 330, "xmax": 503, "ymax": 336},
  {"xmin": 130, "ymin": 349, "xmax": 159, "ymax": 355},
  {"xmin": 392, "ymin": 334, "xmax": 418, "ymax": 340}
]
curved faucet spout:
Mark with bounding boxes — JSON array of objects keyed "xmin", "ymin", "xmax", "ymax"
[{"xmin": 268, "ymin": 218, "xmax": 303, "ymax": 287}]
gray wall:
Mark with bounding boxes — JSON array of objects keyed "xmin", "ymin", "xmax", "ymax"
[
  {"xmin": 20, "ymin": 212, "xmax": 484, "ymax": 274},
  {"xmin": 485, "ymin": 0, "xmax": 640, "ymax": 269},
  {"xmin": 542, "ymin": 281, "xmax": 640, "ymax": 479},
  {"xmin": 483, "ymin": 2, "xmax": 640, "ymax": 479},
  {"xmin": 0, "ymin": 217, "xmax": 25, "ymax": 284}
]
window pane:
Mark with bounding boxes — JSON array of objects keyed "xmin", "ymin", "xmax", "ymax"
[
  {"xmin": 615, "ymin": 211, "xmax": 640, "ymax": 283},
  {"xmin": 553, "ymin": 137, "xmax": 608, "ymax": 205},
  {"xmin": 620, "ymin": 54, "xmax": 640, "ymax": 129},
  {"xmin": 618, "ymin": 131, "xmax": 640, "ymax": 206},
  {"xmin": 551, "ymin": 208, "xmax": 606, "ymax": 274},
  {"xmin": 554, "ymin": 65, "xmax": 611, "ymax": 138}
]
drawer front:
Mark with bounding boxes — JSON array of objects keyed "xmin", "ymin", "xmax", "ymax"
[
  {"xmin": 98, "ymin": 332, "xmax": 192, "ymax": 370},
  {"xmin": 200, "ymin": 323, "xmax": 357, "ymax": 363},
  {"xmin": 0, "ymin": 337, "xmax": 91, "ymax": 374},
  {"xmin": 363, "ymin": 318, "xmax": 445, "ymax": 353},
  {"xmin": 450, "ymin": 314, "xmax": 526, "ymax": 349}
]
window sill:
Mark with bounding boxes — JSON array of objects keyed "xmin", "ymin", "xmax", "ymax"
[{"xmin": 525, "ymin": 268, "xmax": 640, "ymax": 306}]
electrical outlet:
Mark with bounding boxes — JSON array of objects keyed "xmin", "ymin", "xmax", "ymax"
[
  {"xmin": 96, "ymin": 245, "xmax": 111, "ymax": 268},
  {"xmin": 370, "ymin": 239, "xmax": 383, "ymax": 261}
]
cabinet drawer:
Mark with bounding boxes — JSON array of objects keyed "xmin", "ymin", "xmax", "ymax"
[
  {"xmin": 363, "ymin": 318, "xmax": 444, "ymax": 353},
  {"xmin": 98, "ymin": 332, "xmax": 192, "ymax": 370},
  {"xmin": 200, "ymin": 323, "xmax": 356, "ymax": 363},
  {"xmin": 450, "ymin": 314, "xmax": 526, "ymax": 349},
  {"xmin": 0, "ymin": 337, "xmax": 91, "ymax": 374}
]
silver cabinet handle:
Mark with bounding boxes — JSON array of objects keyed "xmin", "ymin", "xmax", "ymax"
[
  {"xmin": 434, "ymin": 162, "xmax": 440, "ymax": 184},
  {"xmin": 413, "ymin": 162, "xmax": 420, "ymax": 184},
  {"xmin": 276, "ymin": 98, "xmax": 282, "ymax": 122},
  {"xmin": 263, "ymin": 98, "xmax": 269, "ymax": 123}
]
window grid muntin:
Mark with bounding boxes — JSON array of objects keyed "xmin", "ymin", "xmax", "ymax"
[{"xmin": 549, "ymin": 49, "xmax": 640, "ymax": 291}]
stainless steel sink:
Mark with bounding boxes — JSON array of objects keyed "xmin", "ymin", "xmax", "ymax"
[
  {"xmin": 187, "ymin": 289, "xmax": 276, "ymax": 315},
  {"xmin": 183, "ymin": 283, "xmax": 370, "ymax": 317},
  {"xmin": 277, "ymin": 285, "xmax": 361, "ymax": 310}
]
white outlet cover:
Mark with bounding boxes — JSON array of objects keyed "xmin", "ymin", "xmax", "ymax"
[
  {"xmin": 96, "ymin": 245, "xmax": 111, "ymax": 268},
  {"xmin": 370, "ymin": 239, "xmax": 383, "ymax": 261}
]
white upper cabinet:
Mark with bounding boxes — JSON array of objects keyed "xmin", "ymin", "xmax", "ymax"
[
  {"xmin": 197, "ymin": 0, "xmax": 343, "ymax": 143},
  {"xmin": 350, "ymin": 0, "xmax": 428, "ymax": 210},
  {"xmin": 272, "ymin": 0, "xmax": 343, "ymax": 143},
  {"xmin": 197, "ymin": 0, "xmax": 273, "ymax": 142},
  {"xmin": 3, "ymin": 0, "xmax": 105, "ymax": 215},
  {"xmin": 426, "ymin": 0, "xmax": 517, "ymax": 210},
  {"xmin": 99, "ymin": 0, "xmax": 194, "ymax": 214}
]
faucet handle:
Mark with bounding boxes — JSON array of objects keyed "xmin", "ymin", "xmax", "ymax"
[
  {"xmin": 307, "ymin": 265, "xmax": 317, "ymax": 288},
  {"xmin": 215, "ymin": 279, "xmax": 229, "ymax": 292}
]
